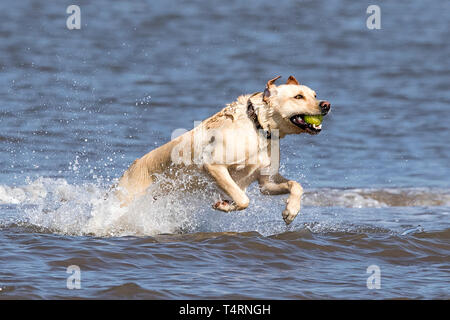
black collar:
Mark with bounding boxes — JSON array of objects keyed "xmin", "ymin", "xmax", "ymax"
[{"xmin": 247, "ymin": 97, "xmax": 271, "ymax": 139}]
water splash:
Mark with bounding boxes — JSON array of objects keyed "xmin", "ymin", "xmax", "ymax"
[{"xmin": 0, "ymin": 177, "xmax": 449, "ymax": 237}]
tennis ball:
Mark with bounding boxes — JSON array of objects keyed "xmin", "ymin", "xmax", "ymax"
[{"xmin": 303, "ymin": 115, "xmax": 323, "ymax": 125}]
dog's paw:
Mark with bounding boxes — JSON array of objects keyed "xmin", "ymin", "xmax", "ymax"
[
  {"xmin": 282, "ymin": 209, "xmax": 296, "ymax": 225},
  {"xmin": 282, "ymin": 204, "xmax": 300, "ymax": 225},
  {"xmin": 213, "ymin": 200, "xmax": 235, "ymax": 212},
  {"xmin": 282, "ymin": 195, "xmax": 301, "ymax": 225}
]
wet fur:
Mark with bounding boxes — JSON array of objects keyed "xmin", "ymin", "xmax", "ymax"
[{"xmin": 114, "ymin": 76, "xmax": 329, "ymax": 224}]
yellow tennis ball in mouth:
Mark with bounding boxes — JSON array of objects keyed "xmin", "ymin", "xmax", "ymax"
[{"xmin": 303, "ymin": 115, "xmax": 323, "ymax": 125}]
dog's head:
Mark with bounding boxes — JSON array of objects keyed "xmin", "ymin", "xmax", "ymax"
[{"xmin": 260, "ymin": 75, "xmax": 331, "ymax": 136}]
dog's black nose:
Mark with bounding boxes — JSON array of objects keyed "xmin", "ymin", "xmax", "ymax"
[{"xmin": 319, "ymin": 100, "xmax": 331, "ymax": 115}]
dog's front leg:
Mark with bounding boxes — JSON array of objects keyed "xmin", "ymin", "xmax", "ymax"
[
  {"xmin": 258, "ymin": 173, "xmax": 303, "ymax": 225},
  {"xmin": 204, "ymin": 164, "xmax": 249, "ymax": 212}
]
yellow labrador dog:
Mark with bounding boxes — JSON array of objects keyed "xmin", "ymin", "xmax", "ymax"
[{"xmin": 115, "ymin": 75, "xmax": 331, "ymax": 224}]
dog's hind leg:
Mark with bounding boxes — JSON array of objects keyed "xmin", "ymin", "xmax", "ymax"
[
  {"xmin": 204, "ymin": 164, "xmax": 249, "ymax": 211},
  {"xmin": 116, "ymin": 159, "xmax": 154, "ymax": 206}
]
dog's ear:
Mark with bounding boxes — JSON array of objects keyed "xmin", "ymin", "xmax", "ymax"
[
  {"xmin": 263, "ymin": 75, "xmax": 281, "ymax": 102},
  {"xmin": 286, "ymin": 75, "xmax": 300, "ymax": 85}
]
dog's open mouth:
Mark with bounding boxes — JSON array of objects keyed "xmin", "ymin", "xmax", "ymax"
[{"xmin": 290, "ymin": 115, "xmax": 322, "ymax": 134}]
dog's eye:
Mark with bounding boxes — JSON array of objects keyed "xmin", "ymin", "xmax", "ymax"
[{"xmin": 294, "ymin": 94, "xmax": 304, "ymax": 99}]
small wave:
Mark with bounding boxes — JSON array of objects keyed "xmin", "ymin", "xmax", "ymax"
[
  {"xmin": 96, "ymin": 282, "xmax": 170, "ymax": 299},
  {"xmin": 3, "ymin": 179, "xmax": 448, "ymax": 208},
  {"xmin": 304, "ymin": 188, "xmax": 450, "ymax": 208},
  {"xmin": 0, "ymin": 177, "xmax": 449, "ymax": 237}
]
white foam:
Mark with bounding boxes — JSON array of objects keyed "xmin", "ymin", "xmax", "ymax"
[
  {"xmin": 2, "ymin": 176, "xmax": 221, "ymax": 237},
  {"xmin": 1, "ymin": 177, "xmax": 449, "ymax": 237}
]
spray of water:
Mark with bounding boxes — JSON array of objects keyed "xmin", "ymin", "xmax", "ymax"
[{"xmin": 0, "ymin": 174, "xmax": 448, "ymax": 237}]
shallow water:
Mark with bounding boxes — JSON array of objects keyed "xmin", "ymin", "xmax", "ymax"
[{"xmin": 0, "ymin": 0, "xmax": 449, "ymax": 299}]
